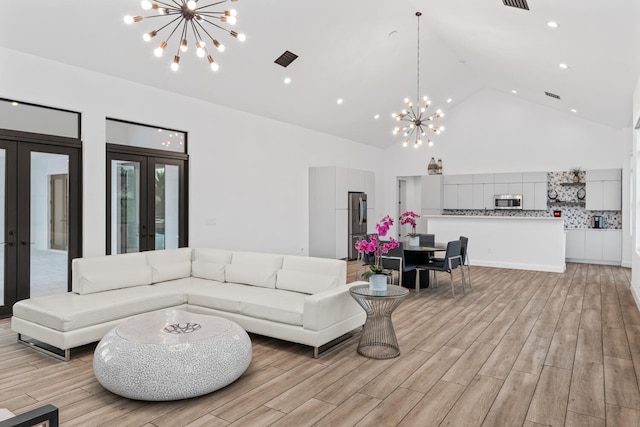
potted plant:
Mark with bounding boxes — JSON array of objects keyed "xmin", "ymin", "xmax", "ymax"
[
  {"xmin": 400, "ymin": 211, "xmax": 421, "ymax": 246},
  {"xmin": 355, "ymin": 215, "xmax": 399, "ymax": 291},
  {"xmin": 570, "ymin": 167, "xmax": 582, "ymax": 183}
]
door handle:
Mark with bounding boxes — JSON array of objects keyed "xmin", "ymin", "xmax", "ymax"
[{"xmin": 20, "ymin": 241, "xmax": 35, "ymax": 245}]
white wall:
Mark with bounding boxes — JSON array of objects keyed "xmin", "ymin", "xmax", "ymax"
[
  {"xmin": 631, "ymin": 74, "xmax": 640, "ymax": 306},
  {"xmin": 0, "ymin": 47, "xmax": 383, "ymax": 257},
  {"xmin": 381, "ymin": 88, "xmax": 628, "ymax": 238}
]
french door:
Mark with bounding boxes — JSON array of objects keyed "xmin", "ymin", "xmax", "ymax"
[
  {"xmin": 107, "ymin": 147, "xmax": 188, "ymax": 254},
  {"xmin": 0, "ymin": 134, "xmax": 81, "ymax": 317}
]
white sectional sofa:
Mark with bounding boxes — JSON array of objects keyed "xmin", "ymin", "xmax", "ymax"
[{"xmin": 11, "ymin": 248, "xmax": 366, "ymax": 360}]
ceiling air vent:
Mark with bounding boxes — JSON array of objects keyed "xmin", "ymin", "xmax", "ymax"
[
  {"xmin": 545, "ymin": 91, "xmax": 561, "ymax": 100},
  {"xmin": 274, "ymin": 51, "xmax": 299, "ymax": 68},
  {"xmin": 502, "ymin": 0, "xmax": 529, "ymax": 10}
]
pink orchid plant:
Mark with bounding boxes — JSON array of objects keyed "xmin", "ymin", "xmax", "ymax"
[
  {"xmin": 400, "ymin": 211, "xmax": 420, "ymax": 237},
  {"xmin": 355, "ymin": 215, "xmax": 400, "ymax": 279}
]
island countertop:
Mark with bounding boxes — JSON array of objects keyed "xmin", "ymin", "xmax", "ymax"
[{"xmin": 424, "ymin": 215, "xmax": 566, "ymax": 273}]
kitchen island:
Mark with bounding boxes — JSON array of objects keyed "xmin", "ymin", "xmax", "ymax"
[{"xmin": 424, "ymin": 215, "xmax": 566, "ymax": 273}]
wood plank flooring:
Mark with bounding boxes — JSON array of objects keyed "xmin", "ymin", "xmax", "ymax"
[{"xmin": 1, "ymin": 263, "xmax": 640, "ymax": 426}]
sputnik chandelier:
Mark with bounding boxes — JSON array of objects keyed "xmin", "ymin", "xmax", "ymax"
[
  {"xmin": 124, "ymin": 0, "xmax": 246, "ymax": 72},
  {"xmin": 392, "ymin": 12, "xmax": 445, "ymax": 148}
]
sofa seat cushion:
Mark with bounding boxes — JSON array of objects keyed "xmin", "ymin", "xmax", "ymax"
[
  {"xmin": 12, "ymin": 286, "xmax": 185, "ymax": 332},
  {"xmin": 187, "ymin": 282, "xmax": 304, "ymax": 326}
]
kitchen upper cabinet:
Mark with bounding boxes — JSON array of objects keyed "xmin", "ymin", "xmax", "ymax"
[
  {"xmin": 534, "ymin": 182, "xmax": 547, "ymax": 210},
  {"xmin": 335, "ymin": 209, "xmax": 348, "ymax": 259},
  {"xmin": 472, "ymin": 184, "xmax": 484, "ymax": 209},
  {"xmin": 508, "ymin": 182, "xmax": 523, "ymax": 195},
  {"xmin": 457, "ymin": 184, "xmax": 474, "ymax": 209},
  {"xmin": 443, "ymin": 184, "xmax": 458, "ymax": 209},
  {"xmin": 586, "ymin": 169, "xmax": 621, "ymax": 211},
  {"xmin": 335, "ymin": 167, "xmax": 348, "ymax": 209},
  {"xmin": 348, "ymin": 169, "xmax": 365, "ymax": 194},
  {"xmin": 421, "ymin": 175, "xmax": 443, "ymax": 212}
]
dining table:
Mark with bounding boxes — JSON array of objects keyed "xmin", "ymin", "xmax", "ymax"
[{"xmin": 402, "ymin": 240, "xmax": 447, "ymax": 290}]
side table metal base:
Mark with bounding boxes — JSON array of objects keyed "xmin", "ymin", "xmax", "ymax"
[
  {"xmin": 349, "ymin": 284, "xmax": 409, "ymax": 360},
  {"xmin": 357, "ymin": 313, "xmax": 401, "ymax": 359}
]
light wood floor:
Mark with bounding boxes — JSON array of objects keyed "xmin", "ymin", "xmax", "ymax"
[{"xmin": 1, "ymin": 262, "xmax": 640, "ymax": 426}]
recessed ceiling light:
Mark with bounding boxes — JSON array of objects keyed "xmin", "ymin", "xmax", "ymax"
[
  {"xmin": 374, "ymin": 114, "xmax": 380, "ymax": 119},
  {"xmin": 559, "ymin": 63, "xmax": 568, "ymax": 69},
  {"xmin": 571, "ymin": 109, "xmax": 577, "ymax": 113},
  {"xmin": 337, "ymin": 98, "xmax": 343, "ymax": 105},
  {"xmin": 283, "ymin": 77, "xmax": 291, "ymax": 84},
  {"xmin": 11, "ymin": 102, "xmax": 18, "ymax": 106},
  {"xmin": 446, "ymin": 98, "xmax": 452, "ymax": 103},
  {"xmin": 547, "ymin": 21, "xmax": 559, "ymax": 28},
  {"xmin": 511, "ymin": 90, "xmax": 518, "ymax": 94}
]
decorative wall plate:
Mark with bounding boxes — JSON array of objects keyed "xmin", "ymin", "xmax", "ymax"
[
  {"xmin": 548, "ymin": 189, "xmax": 558, "ymax": 200},
  {"xmin": 577, "ymin": 188, "xmax": 586, "ymax": 200}
]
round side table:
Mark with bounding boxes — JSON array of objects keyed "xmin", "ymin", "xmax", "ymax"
[{"xmin": 349, "ymin": 284, "xmax": 409, "ymax": 359}]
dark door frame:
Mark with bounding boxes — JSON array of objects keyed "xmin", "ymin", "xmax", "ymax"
[
  {"xmin": 106, "ymin": 144, "xmax": 188, "ymax": 254},
  {"xmin": 0, "ymin": 129, "xmax": 82, "ymax": 317}
]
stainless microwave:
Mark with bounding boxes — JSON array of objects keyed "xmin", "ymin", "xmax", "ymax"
[{"xmin": 494, "ymin": 194, "xmax": 523, "ymax": 210}]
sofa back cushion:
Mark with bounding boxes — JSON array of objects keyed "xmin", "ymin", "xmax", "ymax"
[
  {"xmin": 146, "ymin": 248, "xmax": 192, "ymax": 284},
  {"xmin": 191, "ymin": 248, "xmax": 233, "ymax": 282},
  {"xmin": 72, "ymin": 252, "xmax": 152, "ymax": 295},
  {"xmin": 275, "ymin": 255, "xmax": 346, "ymax": 294},
  {"xmin": 225, "ymin": 251, "xmax": 283, "ymax": 289}
]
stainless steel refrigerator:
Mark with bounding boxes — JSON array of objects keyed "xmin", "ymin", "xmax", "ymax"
[{"xmin": 348, "ymin": 192, "xmax": 368, "ymax": 260}]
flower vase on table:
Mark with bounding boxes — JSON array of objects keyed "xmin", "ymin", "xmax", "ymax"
[
  {"xmin": 369, "ymin": 274, "xmax": 387, "ymax": 292},
  {"xmin": 400, "ymin": 211, "xmax": 421, "ymax": 246},
  {"xmin": 354, "ymin": 215, "xmax": 399, "ymax": 292}
]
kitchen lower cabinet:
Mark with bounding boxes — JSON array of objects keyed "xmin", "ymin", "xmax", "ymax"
[
  {"xmin": 566, "ymin": 229, "xmax": 585, "ymax": 259},
  {"xmin": 566, "ymin": 229, "xmax": 621, "ymax": 265}
]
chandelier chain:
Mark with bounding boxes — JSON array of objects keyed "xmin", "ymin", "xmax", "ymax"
[{"xmin": 417, "ymin": 13, "xmax": 420, "ymax": 104}]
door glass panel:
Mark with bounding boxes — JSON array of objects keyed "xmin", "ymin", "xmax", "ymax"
[
  {"xmin": 30, "ymin": 152, "xmax": 69, "ymax": 298},
  {"xmin": 0, "ymin": 149, "xmax": 4, "ymax": 306},
  {"xmin": 0, "ymin": 99, "xmax": 80, "ymax": 139},
  {"xmin": 111, "ymin": 160, "xmax": 141, "ymax": 254},
  {"xmin": 155, "ymin": 164, "xmax": 180, "ymax": 250}
]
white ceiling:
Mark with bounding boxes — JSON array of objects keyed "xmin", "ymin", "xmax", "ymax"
[{"xmin": 1, "ymin": 0, "xmax": 639, "ymax": 148}]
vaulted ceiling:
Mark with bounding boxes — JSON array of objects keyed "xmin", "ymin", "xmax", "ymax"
[{"xmin": 1, "ymin": 0, "xmax": 639, "ymax": 148}]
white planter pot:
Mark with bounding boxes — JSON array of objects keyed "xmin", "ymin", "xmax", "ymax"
[
  {"xmin": 409, "ymin": 236, "xmax": 420, "ymax": 246},
  {"xmin": 369, "ymin": 274, "xmax": 387, "ymax": 292}
]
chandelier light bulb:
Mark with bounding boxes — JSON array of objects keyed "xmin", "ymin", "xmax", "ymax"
[
  {"xmin": 124, "ymin": 15, "xmax": 137, "ymax": 24},
  {"xmin": 142, "ymin": 30, "xmax": 156, "ymax": 42},
  {"xmin": 213, "ymin": 39, "xmax": 225, "ymax": 52},
  {"xmin": 420, "ymin": 107, "xmax": 426, "ymax": 113},
  {"xmin": 140, "ymin": 0, "xmax": 152, "ymax": 10},
  {"xmin": 237, "ymin": 33, "xmax": 246, "ymax": 42},
  {"xmin": 153, "ymin": 41, "xmax": 167, "ymax": 57},
  {"xmin": 171, "ymin": 55, "xmax": 180, "ymax": 71},
  {"xmin": 207, "ymin": 55, "xmax": 219, "ymax": 71},
  {"xmin": 403, "ymin": 141, "xmax": 408, "ymax": 147},
  {"xmin": 428, "ymin": 140, "xmax": 433, "ymax": 147},
  {"xmin": 187, "ymin": 0, "xmax": 198, "ymax": 10},
  {"xmin": 404, "ymin": 98, "xmax": 410, "ymax": 104},
  {"xmin": 196, "ymin": 42, "xmax": 206, "ymax": 57},
  {"xmin": 229, "ymin": 9, "xmax": 237, "ymax": 16},
  {"xmin": 180, "ymin": 39, "xmax": 188, "ymax": 52}
]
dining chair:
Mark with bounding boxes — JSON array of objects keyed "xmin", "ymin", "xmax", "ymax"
[
  {"xmin": 381, "ymin": 242, "xmax": 417, "ymax": 287},
  {"xmin": 459, "ymin": 235, "xmax": 472, "ymax": 290},
  {"xmin": 417, "ymin": 239, "xmax": 467, "ymax": 297},
  {"xmin": 418, "ymin": 234, "xmax": 435, "ymax": 247}
]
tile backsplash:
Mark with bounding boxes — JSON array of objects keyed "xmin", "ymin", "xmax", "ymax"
[{"xmin": 443, "ymin": 171, "xmax": 621, "ymax": 229}]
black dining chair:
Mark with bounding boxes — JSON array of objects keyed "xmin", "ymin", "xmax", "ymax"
[
  {"xmin": 459, "ymin": 235, "xmax": 472, "ymax": 290},
  {"xmin": 418, "ymin": 239, "xmax": 467, "ymax": 297},
  {"xmin": 418, "ymin": 234, "xmax": 435, "ymax": 247},
  {"xmin": 381, "ymin": 242, "xmax": 417, "ymax": 288}
]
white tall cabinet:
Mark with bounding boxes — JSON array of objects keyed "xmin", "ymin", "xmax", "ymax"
[{"xmin": 309, "ymin": 167, "xmax": 375, "ymax": 259}]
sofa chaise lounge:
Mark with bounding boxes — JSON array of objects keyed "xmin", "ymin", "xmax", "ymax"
[{"xmin": 11, "ymin": 248, "xmax": 367, "ymax": 360}]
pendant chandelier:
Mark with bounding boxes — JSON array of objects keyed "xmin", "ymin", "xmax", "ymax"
[
  {"xmin": 392, "ymin": 12, "xmax": 445, "ymax": 148},
  {"xmin": 124, "ymin": 0, "xmax": 246, "ymax": 72}
]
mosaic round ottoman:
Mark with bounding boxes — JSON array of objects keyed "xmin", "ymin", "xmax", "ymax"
[{"xmin": 93, "ymin": 309, "xmax": 252, "ymax": 401}]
